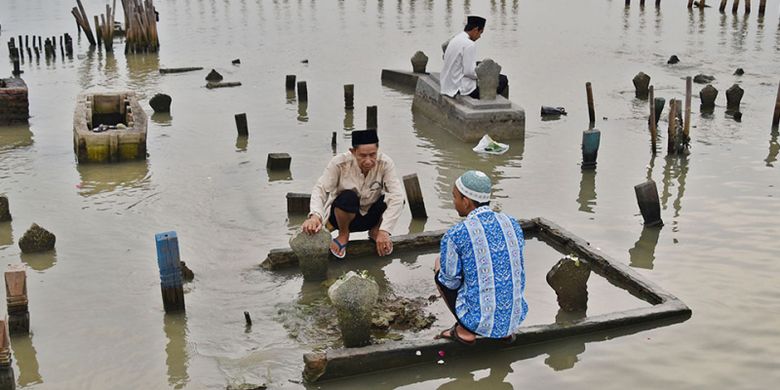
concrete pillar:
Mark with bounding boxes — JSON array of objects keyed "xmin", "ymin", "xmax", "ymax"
[
  {"xmin": 402, "ymin": 173, "xmax": 427, "ymax": 219},
  {"xmin": 5, "ymin": 264, "xmax": 29, "ymax": 334},
  {"xmin": 328, "ymin": 271, "xmax": 379, "ymax": 347},
  {"xmin": 634, "ymin": 180, "xmax": 663, "ymax": 226},
  {"xmin": 266, "ymin": 153, "xmax": 291, "ymax": 171},
  {"xmin": 289, "ymin": 228, "xmax": 331, "ymax": 281},
  {"xmin": 286, "ymin": 192, "xmax": 311, "ymax": 214},
  {"xmin": 581, "ymin": 129, "xmax": 601, "ymax": 169},
  {"xmin": 155, "ymin": 232, "xmax": 185, "ymax": 313},
  {"xmin": 234, "ymin": 113, "xmax": 249, "ymax": 137}
]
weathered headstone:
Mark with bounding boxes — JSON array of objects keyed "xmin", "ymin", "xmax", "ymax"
[
  {"xmin": 725, "ymin": 84, "xmax": 744, "ymax": 111},
  {"xmin": 328, "ymin": 271, "xmax": 379, "ymax": 347},
  {"xmin": 693, "ymin": 74, "xmax": 715, "ymax": 84},
  {"xmin": 149, "ymin": 93, "xmax": 172, "ymax": 113},
  {"xmin": 653, "ymin": 97, "xmax": 666, "ymax": 126},
  {"xmin": 667, "ymin": 55, "xmax": 680, "ymax": 64},
  {"xmin": 5, "ymin": 264, "xmax": 29, "ymax": 334},
  {"xmin": 546, "ymin": 257, "xmax": 591, "ymax": 312},
  {"xmin": 205, "ymin": 69, "xmax": 223, "ymax": 82},
  {"xmin": 289, "ymin": 228, "xmax": 331, "ymax": 281},
  {"xmin": 733, "ymin": 68, "xmax": 745, "ymax": 76},
  {"xmin": 0, "ymin": 318, "xmax": 13, "ymax": 388},
  {"xmin": 18, "ymin": 223, "xmax": 55, "ymax": 253},
  {"xmin": 475, "ymin": 59, "xmax": 501, "ymax": 101},
  {"xmin": 632, "ymin": 72, "xmax": 651, "ymax": 97},
  {"xmin": 266, "ymin": 153, "xmax": 291, "ymax": 171},
  {"xmin": 700, "ymin": 84, "xmax": 718, "ymax": 110},
  {"xmin": 0, "ymin": 196, "xmax": 10, "ymax": 222},
  {"xmin": 634, "ymin": 180, "xmax": 663, "ymax": 226},
  {"xmin": 410, "ymin": 51, "xmax": 428, "ymax": 74}
]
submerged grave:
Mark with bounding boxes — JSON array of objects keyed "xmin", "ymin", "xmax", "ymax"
[
  {"xmin": 72, "ymin": 92, "xmax": 148, "ymax": 163},
  {"xmin": 262, "ymin": 218, "xmax": 691, "ymax": 383}
]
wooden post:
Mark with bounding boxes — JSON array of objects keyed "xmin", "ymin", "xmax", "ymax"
[
  {"xmin": 285, "ymin": 75, "xmax": 296, "ymax": 90},
  {"xmin": 772, "ymin": 81, "xmax": 780, "ymax": 129},
  {"xmin": 366, "ymin": 105, "xmax": 378, "ymax": 129},
  {"xmin": 94, "ymin": 15, "xmax": 102, "ymax": 46},
  {"xmin": 634, "ymin": 180, "xmax": 663, "ymax": 226},
  {"xmin": 626, "ymin": 0, "xmax": 631, "ymax": 6},
  {"xmin": 266, "ymin": 153, "xmax": 292, "ymax": 171},
  {"xmin": 684, "ymin": 77, "xmax": 692, "ymax": 139},
  {"xmin": 581, "ymin": 129, "xmax": 601, "ymax": 169},
  {"xmin": 667, "ymin": 99, "xmax": 678, "ymax": 154},
  {"xmin": 720, "ymin": 0, "xmax": 728, "ymax": 12},
  {"xmin": 331, "ymin": 132, "xmax": 337, "ymax": 148},
  {"xmin": 744, "ymin": 0, "xmax": 751, "ymax": 13},
  {"xmin": 5, "ymin": 264, "xmax": 29, "ymax": 334},
  {"xmin": 286, "ymin": 193, "xmax": 311, "ymax": 214},
  {"xmin": 688, "ymin": 0, "xmax": 694, "ymax": 8},
  {"xmin": 586, "ymin": 82, "xmax": 596, "ymax": 126},
  {"xmin": 649, "ymin": 86, "xmax": 657, "ymax": 155},
  {"xmin": 155, "ymin": 232, "xmax": 185, "ymax": 313},
  {"xmin": 699, "ymin": 0, "xmax": 706, "ymax": 9},
  {"xmin": 758, "ymin": 0, "xmax": 766, "ymax": 15},
  {"xmin": 60, "ymin": 35, "xmax": 65, "ymax": 57},
  {"xmin": 732, "ymin": 0, "xmax": 740, "ymax": 14},
  {"xmin": 0, "ymin": 319, "xmax": 14, "ymax": 388},
  {"xmin": 12, "ymin": 59, "xmax": 21, "ymax": 76},
  {"xmin": 234, "ymin": 113, "xmax": 249, "ymax": 137},
  {"xmin": 297, "ymin": 81, "xmax": 308, "ymax": 102},
  {"xmin": 344, "ymin": 84, "xmax": 354, "ymax": 110},
  {"xmin": 403, "ymin": 173, "xmax": 428, "ymax": 219}
]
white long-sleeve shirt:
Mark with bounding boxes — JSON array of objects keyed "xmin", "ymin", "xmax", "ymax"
[
  {"xmin": 440, "ymin": 32, "xmax": 478, "ymax": 97},
  {"xmin": 309, "ymin": 152, "xmax": 404, "ymax": 234}
]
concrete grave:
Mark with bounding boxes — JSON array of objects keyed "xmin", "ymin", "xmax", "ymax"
[
  {"xmin": 73, "ymin": 91, "xmax": 148, "ymax": 163},
  {"xmin": 0, "ymin": 78, "xmax": 29, "ymax": 125},
  {"xmin": 328, "ymin": 271, "xmax": 379, "ymax": 347}
]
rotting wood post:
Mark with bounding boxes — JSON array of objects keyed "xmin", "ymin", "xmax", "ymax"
[
  {"xmin": 758, "ymin": 0, "xmax": 766, "ymax": 15},
  {"xmin": 0, "ymin": 319, "xmax": 14, "ymax": 388},
  {"xmin": 744, "ymin": 0, "xmax": 751, "ymax": 13},
  {"xmin": 649, "ymin": 86, "xmax": 657, "ymax": 155},
  {"xmin": 297, "ymin": 81, "xmax": 308, "ymax": 102},
  {"xmin": 667, "ymin": 99, "xmax": 678, "ymax": 154},
  {"xmin": 684, "ymin": 77, "xmax": 692, "ymax": 139},
  {"xmin": 772, "ymin": 81, "xmax": 780, "ymax": 129},
  {"xmin": 286, "ymin": 192, "xmax": 311, "ymax": 214},
  {"xmin": 720, "ymin": 0, "xmax": 728, "ymax": 12},
  {"xmin": 640, "ymin": 0, "xmax": 645, "ymax": 6},
  {"xmin": 699, "ymin": 0, "xmax": 706, "ymax": 9},
  {"xmin": 266, "ymin": 153, "xmax": 292, "ymax": 171},
  {"xmin": 12, "ymin": 59, "xmax": 21, "ymax": 77},
  {"xmin": 586, "ymin": 82, "xmax": 596, "ymax": 126},
  {"xmin": 688, "ymin": 0, "xmax": 694, "ymax": 8},
  {"xmin": 366, "ymin": 105, "xmax": 378, "ymax": 130},
  {"xmin": 344, "ymin": 84, "xmax": 354, "ymax": 110},
  {"xmin": 581, "ymin": 128, "xmax": 601, "ymax": 169},
  {"xmin": 155, "ymin": 232, "xmax": 185, "ymax": 313},
  {"xmin": 403, "ymin": 173, "xmax": 428, "ymax": 219},
  {"xmin": 626, "ymin": 0, "xmax": 631, "ymax": 6},
  {"xmin": 17, "ymin": 36, "xmax": 22, "ymax": 52},
  {"xmin": 285, "ymin": 75, "xmax": 296, "ymax": 90},
  {"xmin": 5, "ymin": 264, "xmax": 29, "ymax": 335},
  {"xmin": 94, "ymin": 15, "xmax": 102, "ymax": 46},
  {"xmin": 634, "ymin": 180, "xmax": 663, "ymax": 226},
  {"xmin": 234, "ymin": 113, "xmax": 249, "ymax": 137},
  {"xmin": 331, "ymin": 132, "xmax": 337, "ymax": 149},
  {"xmin": 656, "ymin": 0, "xmax": 661, "ymax": 6},
  {"xmin": 732, "ymin": 0, "xmax": 740, "ymax": 14},
  {"xmin": 59, "ymin": 36, "xmax": 64, "ymax": 57}
]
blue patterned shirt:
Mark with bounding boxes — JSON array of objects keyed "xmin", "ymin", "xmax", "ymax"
[{"xmin": 437, "ymin": 206, "xmax": 527, "ymax": 338}]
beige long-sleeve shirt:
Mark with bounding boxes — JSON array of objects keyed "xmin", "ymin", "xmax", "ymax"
[{"xmin": 309, "ymin": 152, "xmax": 404, "ymax": 234}]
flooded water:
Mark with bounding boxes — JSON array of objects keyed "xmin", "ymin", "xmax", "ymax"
[{"xmin": 1, "ymin": 0, "xmax": 779, "ymax": 388}]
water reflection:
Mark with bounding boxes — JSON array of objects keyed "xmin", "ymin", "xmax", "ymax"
[
  {"xmin": 0, "ymin": 223, "xmax": 12, "ymax": 248},
  {"xmin": 437, "ymin": 363, "xmax": 513, "ymax": 389},
  {"xmin": 235, "ymin": 136, "xmax": 248, "ymax": 153},
  {"xmin": 629, "ymin": 225, "xmax": 662, "ymax": 270},
  {"xmin": 20, "ymin": 250, "xmax": 57, "ymax": 271},
  {"xmin": 286, "ymin": 89, "xmax": 295, "ymax": 104},
  {"xmin": 126, "ymin": 52, "xmax": 160, "ymax": 95},
  {"xmin": 163, "ymin": 312, "xmax": 190, "ymax": 389},
  {"xmin": 10, "ymin": 333, "xmax": 42, "ymax": 387},
  {"xmin": 766, "ymin": 130, "xmax": 778, "ymax": 167},
  {"xmin": 151, "ymin": 112, "xmax": 173, "ymax": 126},
  {"xmin": 0, "ymin": 124, "xmax": 33, "ymax": 151},
  {"xmin": 343, "ymin": 109, "xmax": 354, "ymax": 131},
  {"xmin": 408, "ymin": 218, "xmax": 427, "ymax": 235},
  {"xmin": 659, "ymin": 154, "xmax": 689, "ymax": 219},
  {"xmin": 267, "ymin": 169, "xmax": 292, "ymax": 182},
  {"xmin": 545, "ymin": 308, "xmax": 587, "ymax": 371},
  {"xmin": 576, "ymin": 168, "xmax": 597, "ymax": 214},
  {"xmin": 76, "ymin": 160, "xmax": 151, "ymax": 198},
  {"xmin": 297, "ymin": 101, "xmax": 309, "ymax": 122}
]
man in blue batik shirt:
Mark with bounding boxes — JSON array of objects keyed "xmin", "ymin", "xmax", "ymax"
[{"xmin": 434, "ymin": 170, "xmax": 527, "ymax": 344}]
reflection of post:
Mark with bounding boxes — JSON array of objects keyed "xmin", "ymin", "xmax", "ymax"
[
  {"xmin": 0, "ymin": 319, "xmax": 14, "ymax": 389},
  {"xmin": 765, "ymin": 131, "xmax": 778, "ymax": 167},
  {"xmin": 629, "ymin": 225, "xmax": 662, "ymax": 269},
  {"xmin": 163, "ymin": 313, "xmax": 189, "ymax": 389},
  {"xmin": 343, "ymin": 108, "xmax": 354, "ymax": 131},
  {"xmin": 576, "ymin": 168, "xmax": 597, "ymax": 213},
  {"xmin": 10, "ymin": 333, "xmax": 42, "ymax": 387},
  {"xmin": 5, "ymin": 264, "xmax": 29, "ymax": 334},
  {"xmin": 297, "ymin": 101, "xmax": 309, "ymax": 122},
  {"xmin": 672, "ymin": 155, "xmax": 689, "ymax": 218}
]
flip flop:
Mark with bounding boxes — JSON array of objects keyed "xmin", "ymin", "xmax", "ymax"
[
  {"xmin": 434, "ymin": 323, "xmax": 476, "ymax": 346},
  {"xmin": 330, "ymin": 238, "xmax": 347, "ymax": 259}
]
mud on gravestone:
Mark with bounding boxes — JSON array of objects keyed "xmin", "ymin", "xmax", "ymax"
[
  {"xmin": 476, "ymin": 59, "xmax": 501, "ymax": 100},
  {"xmin": 18, "ymin": 223, "xmax": 56, "ymax": 253},
  {"xmin": 328, "ymin": 271, "xmax": 379, "ymax": 348},
  {"xmin": 546, "ymin": 256, "xmax": 591, "ymax": 312},
  {"xmin": 289, "ymin": 228, "xmax": 331, "ymax": 281}
]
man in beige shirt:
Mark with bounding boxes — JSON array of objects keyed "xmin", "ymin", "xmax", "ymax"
[{"xmin": 302, "ymin": 129, "xmax": 403, "ymax": 258}]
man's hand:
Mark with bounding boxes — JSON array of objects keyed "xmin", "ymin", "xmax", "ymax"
[
  {"xmin": 302, "ymin": 215, "xmax": 322, "ymax": 234},
  {"xmin": 375, "ymin": 230, "xmax": 393, "ymax": 257}
]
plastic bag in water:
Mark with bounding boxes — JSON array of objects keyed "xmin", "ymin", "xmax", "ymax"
[{"xmin": 472, "ymin": 135, "xmax": 509, "ymax": 155}]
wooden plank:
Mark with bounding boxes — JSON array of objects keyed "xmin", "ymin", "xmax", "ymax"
[{"xmin": 403, "ymin": 173, "xmax": 427, "ymax": 219}]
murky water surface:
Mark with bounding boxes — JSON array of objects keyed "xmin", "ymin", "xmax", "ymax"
[{"xmin": 1, "ymin": 0, "xmax": 779, "ymax": 389}]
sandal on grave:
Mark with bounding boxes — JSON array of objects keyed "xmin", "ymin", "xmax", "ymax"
[
  {"xmin": 434, "ymin": 323, "xmax": 476, "ymax": 346},
  {"xmin": 330, "ymin": 238, "xmax": 347, "ymax": 259}
]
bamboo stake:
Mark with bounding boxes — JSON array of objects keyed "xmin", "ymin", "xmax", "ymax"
[
  {"xmin": 649, "ymin": 86, "xmax": 657, "ymax": 155},
  {"xmin": 758, "ymin": 0, "xmax": 766, "ymax": 15},
  {"xmin": 732, "ymin": 0, "xmax": 740, "ymax": 14},
  {"xmin": 667, "ymin": 99, "xmax": 678, "ymax": 154},
  {"xmin": 76, "ymin": 0, "xmax": 97, "ymax": 46},
  {"xmin": 94, "ymin": 15, "xmax": 102, "ymax": 46},
  {"xmin": 586, "ymin": 82, "xmax": 596, "ymax": 126},
  {"xmin": 745, "ymin": 0, "xmax": 751, "ymax": 13},
  {"xmin": 720, "ymin": 0, "xmax": 727, "ymax": 12},
  {"xmin": 772, "ymin": 81, "xmax": 780, "ymax": 129},
  {"xmin": 684, "ymin": 77, "xmax": 692, "ymax": 138}
]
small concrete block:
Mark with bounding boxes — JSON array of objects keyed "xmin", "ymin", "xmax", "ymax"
[
  {"xmin": 267, "ymin": 153, "xmax": 291, "ymax": 171},
  {"xmin": 286, "ymin": 192, "xmax": 311, "ymax": 214}
]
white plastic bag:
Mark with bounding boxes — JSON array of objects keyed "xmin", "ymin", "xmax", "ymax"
[{"xmin": 472, "ymin": 135, "xmax": 509, "ymax": 155}]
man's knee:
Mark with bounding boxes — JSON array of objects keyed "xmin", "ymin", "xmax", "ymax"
[{"xmin": 333, "ymin": 190, "xmax": 360, "ymax": 213}]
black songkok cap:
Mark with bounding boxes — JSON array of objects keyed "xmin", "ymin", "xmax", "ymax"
[
  {"xmin": 351, "ymin": 129, "xmax": 379, "ymax": 147},
  {"xmin": 467, "ymin": 15, "xmax": 486, "ymax": 30}
]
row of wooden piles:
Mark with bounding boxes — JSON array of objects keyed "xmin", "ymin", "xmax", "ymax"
[{"xmin": 70, "ymin": 0, "xmax": 159, "ymax": 53}]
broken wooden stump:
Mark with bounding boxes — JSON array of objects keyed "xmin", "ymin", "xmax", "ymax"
[
  {"xmin": 18, "ymin": 224, "xmax": 55, "ymax": 253},
  {"xmin": 402, "ymin": 173, "xmax": 427, "ymax": 219},
  {"xmin": 266, "ymin": 153, "xmax": 291, "ymax": 171},
  {"xmin": 329, "ymin": 271, "xmax": 379, "ymax": 347},
  {"xmin": 366, "ymin": 106, "xmax": 378, "ymax": 130},
  {"xmin": 290, "ymin": 228, "xmax": 331, "ymax": 281},
  {"xmin": 632, "ymin": 72, "xmax": 651, "ymax": 98},
  {"xmin": 234, "ymin": 113, "xmax": 249, "ymax": 137},
  {"xmin": 285, "ymin": 75, "xmax": 296, "ymax": 90},
  {"xmin": 344, "ymin": 84, "xmax": 354, "ymax": 110},
  {"xmin": 286, "ymin": 192, "xmax": 311, "ymax": 214},
  {"xmin": 0, "ymin": 197, "xmax": 10, "ymax": 222},
  {"xmin": 634, "ymin": 180, "xmax": 663, "ymax": 226},
  {"xmin": 546, "ymin": 256, "xmax": 591, "ymax": 312},
  {"xmin": 5, "ymin": 264, "xmax": 29, "ymax": 334},
  {"xmin": 155, "ymin": 231, "xmax": 185, "ymax": 313}
]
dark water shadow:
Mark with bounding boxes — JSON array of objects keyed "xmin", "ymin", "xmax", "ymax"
[
  {"xmin": 286, "ymin": 89, "xmax": 296, "ymax": 105},
  {"xmin": 20, "ymin": 250, "xmax": 57, "ymax": 271},
  {"xmin": 765, "ymin": 130, "xmax": 778, "ymax": 167},
  {"xmin": 10, "ymin": 333, "xmax": 42, "ymax": 387},
  {"xmin": 163, "ymin": 312, "xmax": 189, "ymax": 389},
  {"xmin": 0, "ymin": 124, "xmax": 34, "ymax": 151},
  {"xmin": 298, "ymin": 101, "xmax": 309, "ymax": 122},
  {"xmin": 629, "ymin": 225, "xmax": 662, "ymax": 270},
  {"xmin": 576, "ymin": 168, "xmax": 597, "ymax": 214},
  {"xmin": 267, "ymin": 169, "xmax": 292, "ymax": 182},
  {"xmin": 343, "ymin": 109, "xmax": 354, "ymax": 131},
  {"xmin": 659, "ymin": 154, "xmax": 689, "ymax": 219},
  {"xmin": 0, "ymin": 223, "xmax": 12, "ymax": 247},
  {"xmin": 235, "ymin": 136, "xmax": 248, "ymax": 153},
  {"xmin": 151, "ymin": 112, "xmax": 173, "ymax": 126}
]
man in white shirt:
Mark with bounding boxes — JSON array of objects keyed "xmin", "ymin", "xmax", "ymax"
[
  {"xmin": 440, "ymin": 16, "xmax": 508, "ymax": 99},
  {"xmin": 301, "ymin": 130, "xmax": 404, "ymax": 259}
]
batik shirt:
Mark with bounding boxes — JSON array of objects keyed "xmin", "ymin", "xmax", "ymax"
[{"xmin": 438, "ymin": 206, "xmax": 527, "ymax": 338}]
